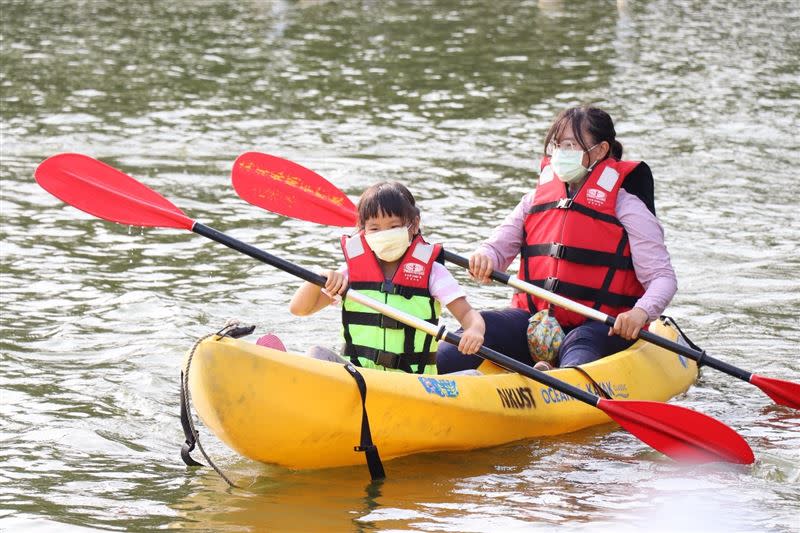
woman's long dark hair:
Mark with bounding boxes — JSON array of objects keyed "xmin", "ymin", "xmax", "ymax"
[
  {"xmin": 356, "ymin": 181, "xmax": 420, "ymax": 230},
  {"xmin": 543, "ymin": 106, "xmax": 624, "ymax": 160}
]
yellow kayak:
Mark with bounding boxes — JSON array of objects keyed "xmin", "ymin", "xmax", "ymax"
[{"xmin": 186, "ymin": 318, "xmax": 696, "ymax": 470}]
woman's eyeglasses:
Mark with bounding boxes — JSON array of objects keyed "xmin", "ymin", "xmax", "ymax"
[{"xmin": 546, "ymin": 140, "xmax": 598, "ymax": 155}]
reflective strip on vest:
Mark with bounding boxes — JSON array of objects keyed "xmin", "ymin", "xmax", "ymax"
[{"xmin": 344, "ymin": 234, "xmax": 366, "ymax": 259}]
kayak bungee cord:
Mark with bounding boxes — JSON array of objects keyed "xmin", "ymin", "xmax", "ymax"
[
  {"xmin": 34, "ymin": 153, "xmax": 756, "ymax": 470},
  {"xmin": 229, "ymin": 151, "xmax": 800, "ymax": 411},
  {"xmin": 180, "ymin": 321, "xmax": 256, "ymax": 489}
]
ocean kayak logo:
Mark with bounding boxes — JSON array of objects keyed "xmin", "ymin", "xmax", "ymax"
[
  {"xmin": 418, "ymin": 377, "xmax": 459, "ymax": 398},
  {"xmin": 497, "ymin": 387, "xmax": 536, "ymax": 409},
  {"xmin": 403, "ymin": 262, "xmax": 425, "ymax": 282},
  {"xmin": 586, "ymin": 188, "xmax": 607, "ymax": 206}
]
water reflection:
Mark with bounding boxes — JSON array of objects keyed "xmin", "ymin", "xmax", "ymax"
[{"xmin": 166, "ymin": 433, "xmax": 792, "ymax": 532}]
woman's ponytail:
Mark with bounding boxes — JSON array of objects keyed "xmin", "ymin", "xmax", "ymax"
[{"xmin": 611, "ymin": 139, "xmax": 623, "ymax": 159}]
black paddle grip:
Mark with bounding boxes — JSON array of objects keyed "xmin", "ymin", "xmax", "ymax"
[
  {"xmin": 192, "ymin": 223, "xmax": 328, "ymax": 287},
  {"xmin": 442, "ymin": 250, "xmax": 511, "ymax": 284},
  {"xmin": 441, "ymin": 331, "xmax": 599, "ymax": 406}
]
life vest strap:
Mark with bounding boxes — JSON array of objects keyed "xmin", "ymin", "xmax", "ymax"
[
  {"xmin": 349, "ymin": 281, "xmax": 432, "ymax": 299},
  {"xmin": 344, "ymin": 345, "xmax": 436, "ymax": 373},
  {"xmin": 522, "ymin": 243, "xmax": 634, "ymax": 269},
  {"xmin": 342, "ymin": 309, "xmax": 405, "ymax": 329},
  {"xmin": 529, "ymin": 200, "xmax": 623, "ymax": 227},
  {"xmin": 532, "ymin": 277, "xmax": 639, "ymax": 308}
]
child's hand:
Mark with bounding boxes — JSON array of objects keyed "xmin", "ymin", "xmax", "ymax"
[
  {"xmin": 321, "ymin": 270, "xmax": 348, "ymax": 298},
  {"xmin": 457, "ymin": 326, "xmax": 484, "ymax": 355},
  {"xmin": 445, "ymin": 299, "xmax": 486, "ymax": 355}
]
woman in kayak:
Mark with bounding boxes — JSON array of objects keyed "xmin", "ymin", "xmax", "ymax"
[
  {"xmin": 290, "ymin": 181, "xmax": 485, "ymax": 374},
  {"xmin": 437, "ymin": 105, "xmax": 677, "ymax": 373}
]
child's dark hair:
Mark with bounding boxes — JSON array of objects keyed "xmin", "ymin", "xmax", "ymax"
[
  {"xmin": 543, "ymin": 106, "xmax": 624, "ymax": 160},
  {"xmin": 357, "ymin": 182, "xmax": 420, "ymax": 228}
]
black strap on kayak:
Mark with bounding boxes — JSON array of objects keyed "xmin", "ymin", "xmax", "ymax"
[
  {"xmin": 564, "ymin": 365, "xmax": 613, "ymax": 399},
  {"xmin": 343, "ymin": 362, "xmax": 386, "ymax": 481},
  {"xmin": 179, "ymin": 322, "xmax": 255, "ymax": 488},
  {"xmin": 660, "ymin": 315, "xmax": 706, "ymax": 367},
  {"xmin": 180, "ymin": 369, "xmax": 204, "ymax": 467}
]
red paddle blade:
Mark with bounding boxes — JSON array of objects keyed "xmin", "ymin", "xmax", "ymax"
[
  {"xmin": 750, "ymin": 374, "xmax": 800, "ymax": 409},
  {"xmin": 232, "ymin": 151, "xmax": 358, "ymax": 227},
  {"xmin": 35, "ymin": 153, "xmax": 194, "ymax": 230},
  {"xmin": 598, "ymin": 399, "xmax": 754, "ymax": 464}
]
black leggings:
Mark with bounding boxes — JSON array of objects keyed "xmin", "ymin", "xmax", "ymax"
[
  {"xmin": 436, "ymin": 308, "xmax": 532, "ymax": 374},
  {"xmin": 435, "ymin": 307, "xmax": 637, "ymax": 373}
]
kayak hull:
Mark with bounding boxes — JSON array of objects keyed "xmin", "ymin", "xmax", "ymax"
[{"xmin": 187, "ymin": 319, "xmax": 697, "ymax": 469}]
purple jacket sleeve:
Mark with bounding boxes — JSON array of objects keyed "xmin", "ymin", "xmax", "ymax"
[
  {"xmin": 475, "ymin": 192, "xmax": 534, "ymax": 272},
  {"xmin": 616, "ymin": 189, "xmax": 677, "ymax": 320}
]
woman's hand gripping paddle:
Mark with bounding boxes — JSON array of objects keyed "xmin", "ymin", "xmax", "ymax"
[
  {"xmin": 35, "ymin": 152, "xmax": 755, "ymax": 464},
  {"xmin": 230, "ymin": 151, "xmax": 800, "ymax": 411}
]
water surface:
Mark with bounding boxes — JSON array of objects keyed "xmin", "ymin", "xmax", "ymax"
[{"xmin": 2, "ymin": 0, "xmax": 799, "ymax": 531}]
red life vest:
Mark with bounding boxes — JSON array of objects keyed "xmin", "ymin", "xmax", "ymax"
[
  {"xmin": 512, "ymin": 157, "xmax": 646, "ymax": 327},
  {"xmin": 341, "ymin": 233, "xmax": 443, "ymax": 373}
]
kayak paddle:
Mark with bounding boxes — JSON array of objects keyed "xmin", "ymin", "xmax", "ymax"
[
  {"xmin": 35, "ymin": 152, "xmax": 755, "ymax": 464},
  {"xmin": 231, "ymin": 151, "xmax": 800, "ymax": 411}
]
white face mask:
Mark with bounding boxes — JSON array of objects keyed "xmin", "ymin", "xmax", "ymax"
[
  {"xmin": 364, "ymin": 226, "xmax": 411, "ymax": 262},
  {"xmin": 550, "ymin": 144, "xmax": 598, "ymax": 184}
]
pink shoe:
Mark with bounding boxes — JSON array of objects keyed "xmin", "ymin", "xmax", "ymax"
[
  {"xmin": 256, "ymin": 333, "xmax": 286, "ymax": 351},
  {"xmin": 533, "ymin": 360, "xmax": 554, "ymax": 371}
]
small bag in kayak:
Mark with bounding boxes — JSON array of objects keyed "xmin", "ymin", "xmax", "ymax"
[{"xmin": 527, "ymin": 309, "xmax": 565, "ymax": 364}]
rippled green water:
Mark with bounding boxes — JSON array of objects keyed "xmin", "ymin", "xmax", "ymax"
[{"xmin": 2, "ymin": 0, "xmax": 799, "ymax": 531}]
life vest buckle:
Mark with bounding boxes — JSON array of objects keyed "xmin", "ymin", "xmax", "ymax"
[
  {"xmin": 378, "ymin": 315, "xmax": 402, "ymax": 329},
  {"xmin": 548, "ymin": 242, "xmax": 565, "ymax": 259},
  {"xmin": 375, "ymin": 350, "xmax": 401, "ymax": 369},
  {"xmin": 556, "ymin": 198, "xmax": 573, "ymax": 209},
  {"xmin": 543, "ymin": 276, "xmax": 559, "ymax": 292},
  {"xmin": 380, "ymin": 281, "xmax": 397, "ymax": 294}
]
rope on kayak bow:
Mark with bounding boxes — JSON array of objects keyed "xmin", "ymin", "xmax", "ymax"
[{"xmin": 180, "ymin": 321, "xmax": 255, "ymax": 489}]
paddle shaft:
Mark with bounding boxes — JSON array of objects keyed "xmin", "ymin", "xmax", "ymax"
[
  {"xmin": 192, "ymin": 222, "xmax": 601, "ymax": 406},
  {"xmin": 442, "ymin": 250, "xmax": 753, "ymax": 382}
]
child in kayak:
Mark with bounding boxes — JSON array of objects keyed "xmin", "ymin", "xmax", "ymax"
[{"xmin": 289, "ymin": 181, "xmax": 485, "ymax": 374}]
